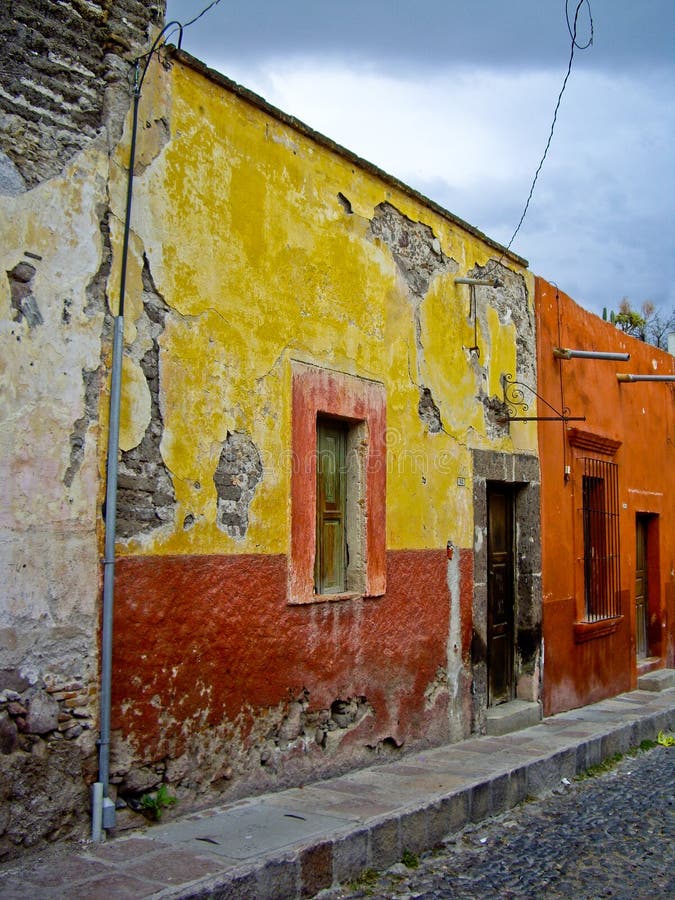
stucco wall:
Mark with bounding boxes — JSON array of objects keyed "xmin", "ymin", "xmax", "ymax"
[
  {"xmin": 1, "ymin": 21, "xmax": 539, "ymax": 850},
  {"xmin": 0, "ymin": 0, "xmax": 163, "ymax": 859},
  {"xmin": 536, "ymin": 277, "xmax": 675, "ymax": 715},
  {"xmin": 102, "ymin": 49, "xmax": 538, "ymax": 820}
]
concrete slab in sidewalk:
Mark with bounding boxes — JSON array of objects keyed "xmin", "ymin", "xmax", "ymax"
[
  {"xmin": 0, "ymin": 684, "xmax": 673, "ymax": 900},
  {"xmin": 151, "ymin": 801, "xmax": 356, "ymax": 860}
]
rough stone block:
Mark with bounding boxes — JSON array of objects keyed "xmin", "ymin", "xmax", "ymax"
[
  {"xmin": 506, "ymin": 767, "xmax": 528, "ymax": 807},
  {"xmin": 300, "ymin": 840, "xmax": 333, "ymax": 898},
  {"xmin": 526, "ymin": 754, "xmax": 562, "ymax": 794},
  {"xmin": 489, "ymin": 772, "xmax": 511, "ymax": 815},
  {"xmin": 513, "ymin": 454, "xmax": 540, "ymax": 482},
  {"xmin": 601, "ymin": 724, "xmax": 632, "ymax": 758},
  {"xmin": 256, "ymin": 857, "xmax": 299, "ymax": 900},
  {"xmin": 427, "ymin": 800, "xmax": 453, "ymax": 846},
  {"xmin": 553, "ymin": 747, "xmax": 578, "ymax": 782},
  {"xmin": 486, "ymin": 699, "xmax": 541, "ymax": 736},
  {"xmin": 26, "ymin": 691, "xmax": 59, "ymax": 734},
  {"xmin": 213, "ymin": 869, "xmax": 259, "ymax": 900},
  {"xmin": 333, "ymin": 829, "xmax": 368, "ymax": 884},
  {"xmin": 470, "ymin": 782, "xmax": 490, "ymax": 822},
  {"xmin": 473, "ymin": 449, "xmax": 506, "ymax": 481},
  {"xmin": 399, "ymin": 808, "xmax": 427, "ymax": 855},
  {"xmin": 369, "ymin": 818, "xmax": 400, "ymax": 869},
  {"xmin": 0, "ymin": 716, "xmax": 19, "ymax": 754},
  {"xmin": 637, "ymin": 669, "xmax": 675, "ymax": 692},
  {"xmin": 576, "ymin": 737, "xmax": 602, "ymax": 772}
]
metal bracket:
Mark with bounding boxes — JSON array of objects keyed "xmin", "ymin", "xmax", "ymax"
[{"xmin": 500, "ymin": 373, "xmax": 586, "ymax": 423}]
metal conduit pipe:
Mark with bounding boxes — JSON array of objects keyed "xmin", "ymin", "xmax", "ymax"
[
  {"xmin": 616, "ymin": 374, "xmax": 675, "ymax": 383},
  {"xmin": 93, "ymin": 20, "xmax": 186, "ymax": 842},
  {"xmin": 554, "ymin": 347, "xmax": 630, "ymax": 361},
  {"xmin": 93, "ymin": 61, "xmax": 140, "ymax": 840},
  {"xmin": 454, "ymin": 277, "xmax": 501, "ymax": 287}
]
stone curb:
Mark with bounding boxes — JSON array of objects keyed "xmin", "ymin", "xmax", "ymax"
[
  {"xmin": 2, "ymin": 688, "xmax": 673, "ymax": 900},
  {"xmin": 153, "ymin": 690, "xmax": 675, "ymax": 899}
]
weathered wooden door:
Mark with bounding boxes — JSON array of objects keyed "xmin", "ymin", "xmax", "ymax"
[
  {"xmin": 635, "ymin": 515, "xmax": 649, "ymax": 659},
  {"xmin": 487, "ymin": 485, "xmax": 515, "ymax": 705}
]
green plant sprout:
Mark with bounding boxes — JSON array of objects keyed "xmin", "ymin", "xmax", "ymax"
[{"xmin": 139, "ymin": 784, "xmax": 177, "ymax": 821}]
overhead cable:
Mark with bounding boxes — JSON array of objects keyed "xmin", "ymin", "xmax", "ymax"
[{"xmin": 504, "ymin": 0, "xmax": 594, "ymax": 254}]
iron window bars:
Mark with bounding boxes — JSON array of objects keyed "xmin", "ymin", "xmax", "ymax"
[{"xmin": 581, "ymin": 457, "xmax": 621, "ymax": 621}]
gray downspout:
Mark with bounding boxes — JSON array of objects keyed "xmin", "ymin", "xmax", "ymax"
[
  {"xmin": 93, "ymin": 61, "xmax": 141, "ymax": 841},
  {"xmin": 92, "ymin": 23, "xmax": 185, "ymax": 842}
]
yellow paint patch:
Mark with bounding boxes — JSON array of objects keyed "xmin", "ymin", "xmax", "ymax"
[
  {"xmin": 108, "ymin": 58, "xmax": 537, "ymax": 558},
  {"xmin": 119, "ymin": 355, "xmax": 152, "ymax": 452}
]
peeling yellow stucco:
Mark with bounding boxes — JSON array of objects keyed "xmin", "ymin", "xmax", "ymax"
[{"xmin": 107, "ymin": 55, "xmax": 536, "ymax": 559}]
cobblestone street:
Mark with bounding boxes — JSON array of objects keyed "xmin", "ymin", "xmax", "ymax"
[{"xmin": 321, "ymin": 744, "xmax": 674, "ymax": 900}]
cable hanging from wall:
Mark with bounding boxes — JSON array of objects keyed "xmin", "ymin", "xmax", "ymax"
[{"xmin": 96, "ymin": 0, "xmax": 227, "ymax": 843}]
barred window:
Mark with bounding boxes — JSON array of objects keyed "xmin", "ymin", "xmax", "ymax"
[{"xmin": 581, "ymin": 458, "xmax": 621, "ymax": 621}]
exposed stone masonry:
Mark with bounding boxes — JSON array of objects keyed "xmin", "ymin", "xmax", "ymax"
[
  {"xmin": 64, "ymin": 367, "xmax": 101, "ymax": 488},
  {"xmin": 213, "ymin": 432, "xmax": 263, "ymax": 539},
  {"xmin": 369, "ymin": 203, "xmax": 458, "ymax": 431},
  {"xmin": 0, "ymin": 0, "xmax": 169, "ymax": 864},
  {"xmin": 7, "ymin": 261, "xmax": 42, "ymax": 328},
  {"xmin": 369, "ymin": 202, "xmax": 457, "ymax": 299},
  {"xmin": 0, "ymin": 0, "xmax": 165, "ymax": 188},
  {"xmin": 418, "ymin": 385, "xmax": 444, "ymax": 433},
  {"xmin": 259, "ymin": 694, "xmax": 375, "ymax": 772},
  {"xmin": 116, "ymin": 258, "xmax": 176, "ymax": 539},
  {"xmin": 0, "ymin": 671, "xmax": 95, "ymax": 857},
  {"xmin": 466, "ymin": 262, "xmax": 534, "ymax": 437}
]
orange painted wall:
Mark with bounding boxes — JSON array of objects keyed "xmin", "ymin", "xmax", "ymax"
[{"xmin": 536, "ymin": 277, "xmax": 675, "ymax": 715}]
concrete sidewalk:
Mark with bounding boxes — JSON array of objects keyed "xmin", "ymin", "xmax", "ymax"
[{"xmin": 1, "ymin": 685, "xmax": 673, "ymax": 900}]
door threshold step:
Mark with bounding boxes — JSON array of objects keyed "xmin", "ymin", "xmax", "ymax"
[
  {"xmin": 637, "ymin": 668, "xmax": 675, "ymax": 692},
  {"xmin": 486, "ymin": 699, "xmax": 542, "ymax": 736}
]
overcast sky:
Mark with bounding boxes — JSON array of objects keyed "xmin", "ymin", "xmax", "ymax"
[{"xmin": 164, "ymin": 1, "xmax": 675, "ymax": 318}]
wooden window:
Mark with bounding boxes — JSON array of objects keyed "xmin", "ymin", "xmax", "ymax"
[
  {"xmin": 581, "ymin": 457, "xmax": 621, "ymax": 621},
  {"xmin": 315, "ymin": 419, "xmax": 347, "ymax": 594},
  {"xmin": 289, "ymin": 362, "xmax": 386, "ymax": 604}
]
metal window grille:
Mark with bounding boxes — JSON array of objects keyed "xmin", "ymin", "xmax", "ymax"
[{"xmin": 581, "ymin": 458, "xmax": 621, "ymax": 621}]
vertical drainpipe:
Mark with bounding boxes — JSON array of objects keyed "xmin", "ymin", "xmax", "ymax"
[{"xmin": 92, "ymin": 60, "xmax": 141, "ymax": 841}]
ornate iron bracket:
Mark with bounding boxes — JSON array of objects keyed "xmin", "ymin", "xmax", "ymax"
[{"xmin": 501, "ymin": 373, "xmax": 586, "ymax": 423}]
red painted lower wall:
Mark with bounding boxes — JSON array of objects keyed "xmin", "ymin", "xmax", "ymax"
[
  {"xmin": 542, "ymin": 593, "xmax": 631, "ymax": 716},
  {"xmin": 111, "ymin": 548, "xmax": 474, "ymax": 792}
]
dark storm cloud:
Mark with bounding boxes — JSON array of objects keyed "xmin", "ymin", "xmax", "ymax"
[
  {"xmin": 166, "ymin": 0, "xmax": 675, "ymax": 74},
  {"xmin": 163, "ymin": 1, "xmax": 675, "ymax": 317}
]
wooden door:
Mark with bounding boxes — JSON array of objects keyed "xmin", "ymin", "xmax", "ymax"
[
  {"xmin": 635, "ymin": 515, "xmax": 649, "ymax": 659},
  {"xmin": 487, "ymin": 485, "xmax": 515, "ymax": 705}
]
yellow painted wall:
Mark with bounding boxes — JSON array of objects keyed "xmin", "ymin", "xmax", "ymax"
[{"xmin": 109, "ymin": 53, "xmax": 536, "ymax": 559}]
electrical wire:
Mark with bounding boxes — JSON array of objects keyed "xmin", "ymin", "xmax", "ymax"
[
  {"xmin": 182, "ymin": 0, "xmax": 225, "ymax": 30},
  {"xmin": 504, "ymin": 0, "xmax": 594, "ymax": 255},
  {"xmin": 129, "ymin": 0, "xmax": 225, "ymax": 90}
]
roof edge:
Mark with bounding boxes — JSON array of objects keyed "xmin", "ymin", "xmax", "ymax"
[{"xmin": 169, "ymin": 47, "xmax": 528, "ymax": 269}]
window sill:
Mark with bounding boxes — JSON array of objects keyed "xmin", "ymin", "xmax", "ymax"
[
  {"xmin": 573, "ymin": 616, "xmax": 622, "ymax": 644},
  {"xmin": 288, "ymin": 591, "xmax": 363, "ymax": 606}
]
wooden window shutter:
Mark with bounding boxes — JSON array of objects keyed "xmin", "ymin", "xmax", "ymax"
[{"xmin": 315, "ymin": 419, "xmax": 347, "ymax": 594}]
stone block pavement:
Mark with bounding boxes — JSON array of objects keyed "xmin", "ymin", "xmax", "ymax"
[{"xmin": 1, "ymin": 685, "xmax": 673, "ymax": 899}]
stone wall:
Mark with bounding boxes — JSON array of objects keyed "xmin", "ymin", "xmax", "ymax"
[
  {"xmin": 0, "ymin": 674, "xmax": 95, "ymax": 856},
  {"xmin": 0, "ymin": 0, "xmax": 165, "ymax": 189},
  {"xmin": 0, "ymin": 0, "xmax": 166, "ymax": 860}
]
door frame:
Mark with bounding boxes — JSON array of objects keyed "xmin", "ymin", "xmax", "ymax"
[
  {"xmin": 634, "ymin": 512, "xmax": 661, "ymax": 663},
  {"xmin": 487, "ymin": 483, "xmax": 516, "ymax": 705},
  {"xmin": 471, "ymin": 450, "xmax": 542, "ymax": 732}
]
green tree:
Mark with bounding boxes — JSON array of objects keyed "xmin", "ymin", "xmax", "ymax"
[{"xmin": 607, "ymin": 298, "xmax": 674, "ymax": 350}]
